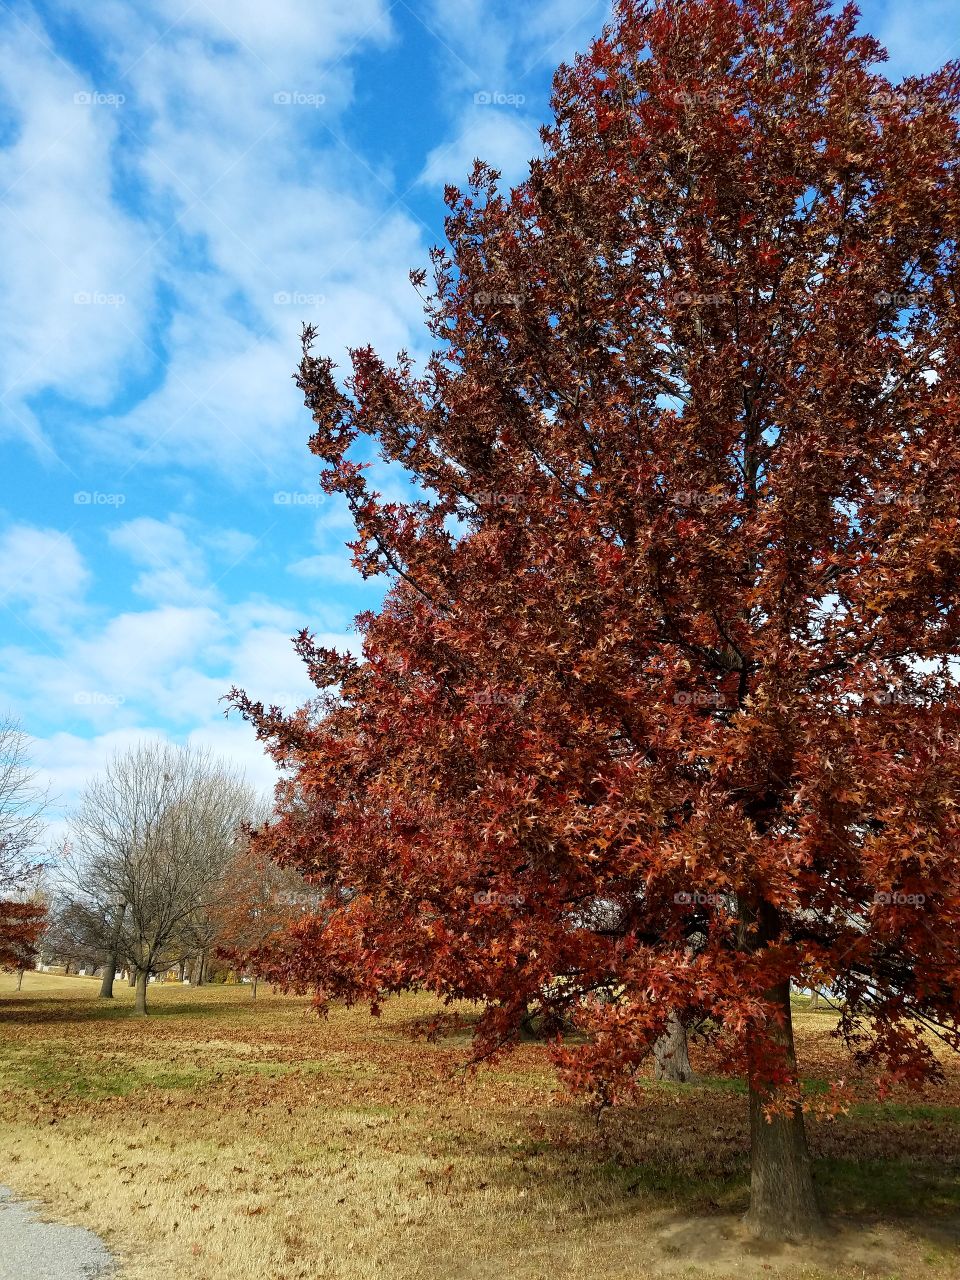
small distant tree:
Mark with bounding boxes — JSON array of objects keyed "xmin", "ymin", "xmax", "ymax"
[
  {"xmin": 0, "ymin": 714, "xmax": 49, "ymax": 980},
  {"xmin": 69, "ymin": 743, "xmax": 258, "ymax": 1014},
  {"xmin": 213, "ymin": 835, "xmax": 310, "ymax": 998},
  {"xmin": 0, "ymin": 900, "xmax": 46, "ymax": 987},
  {"xmin": 0, "ymin": 714, "xmax": 46, "ymax": 890}
]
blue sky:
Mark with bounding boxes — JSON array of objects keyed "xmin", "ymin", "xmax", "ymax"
[{"xmin": 0, "ymin": 0, "xmax": 957, "ymax": 833}]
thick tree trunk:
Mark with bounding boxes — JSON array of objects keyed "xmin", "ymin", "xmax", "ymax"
[
  {"xmin": 134, "ymin": 968, "xmax": 149, "ymax": 1015},
  {"xmin": 743, "ymin": 981, "xmax": 823, "ymax": 1239},
  {"xmin": 178, "ymin": 960, "xmax": 186, "ymax": 982},
  {"xmin": 63, "ymin": 960, "xmax": 70, "ymax": 976},
  {"xmin": 251, "ymin": 974, "xmax": 258, "ymax": 1000},
  {"xmin": 99, "ymin": 958, "xmax": 117, "ymax": 999},
  {"xmin": 100, "ymin": 902, "xmax": 125, "ymax": 999},
  {"xmin": 127, "ymin": 967, "xmax": 137, "ymax": 987},
  {"xmin": 653, "ymin": 1010, "xmax": 695, "ymax": 1082}
]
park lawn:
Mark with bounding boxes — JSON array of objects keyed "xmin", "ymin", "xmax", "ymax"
[{"xmin": 0, "ymin": 973, "xmax": 958, "ymax": 1280}]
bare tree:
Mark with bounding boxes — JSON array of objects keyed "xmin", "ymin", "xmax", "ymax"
[
  {"xmin": 0, "ymin": 713, "xmax": 48, "ymax": 894},
  {"xmin": 69, "ymin": 742, "xmax": 259, "ymax": 1014}
]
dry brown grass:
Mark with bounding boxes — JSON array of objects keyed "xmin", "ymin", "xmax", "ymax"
[{"xmin": 1, "ymin": 972, "xmax": 958, "ymax": 1279}]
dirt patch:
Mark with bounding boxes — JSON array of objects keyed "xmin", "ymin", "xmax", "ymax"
[{"xmin": 652, "ymin": 1213, "xmax": 960, "ymax": 1277}]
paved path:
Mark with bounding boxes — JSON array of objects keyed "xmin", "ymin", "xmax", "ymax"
[{"xmin": 0, "ymin": 1187, "xmax": 116, "ymax": 1279}]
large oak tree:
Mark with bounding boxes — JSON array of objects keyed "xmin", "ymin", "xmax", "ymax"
[{"xmin": 234, "ymin": 0, "xmax": 960, "ymax": 1239}]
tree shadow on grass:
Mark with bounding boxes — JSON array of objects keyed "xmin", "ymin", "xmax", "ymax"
[
  {"xmin": 463, "ymin": 1085, "xmax": 960, "ymax": 1248},
  {"xmin": 0, "ymin": 994, "xmax": 260, "ymax": 1025}
]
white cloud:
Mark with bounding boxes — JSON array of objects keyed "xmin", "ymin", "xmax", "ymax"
[
  {"xmin": 0, "ymin": 21, "xmax": 155, "ymax": 454},
  {"xmin": 109, "ymin": 516, "xmax": 212, "ymax": 605},
  {"xmin": 414, "ymin": 0, "xmax": 610, "ymax": 193},
  {"xmin": 288, "ymin": 552, "xmax": 374, "ymax": 587},
  {"xmin": 420, "ymin": 108, "xmax": 540, "ymax": 189},
  {"xmin": 1, "ymin": 0, "xmax": 426, "ymax": 479},
  {"xmin": 0, "ymin": 525, "xmax": 90, "ymax": 635}
]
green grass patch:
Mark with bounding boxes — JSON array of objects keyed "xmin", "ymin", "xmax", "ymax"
[
  {"xmin": 851, "ymin": 1102, "xmax": 960, "ymax": 1126},
  {"xmin": 815, "ymin": 1157, "xmax": 960, "ymax": 1217},
  {"xmin": 0, "ymin": 1048, "xmax": 212, "ymax": 1099}
]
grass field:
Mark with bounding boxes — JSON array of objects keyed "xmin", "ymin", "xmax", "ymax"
[{"xmin": 1, "ymin": 972, "xmax": 958, "ymax": 1279}]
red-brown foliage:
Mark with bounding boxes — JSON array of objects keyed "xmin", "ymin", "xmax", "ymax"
[{"xmin": 232, "ymin": 0, "xmax": 960, "ymax": 1231}]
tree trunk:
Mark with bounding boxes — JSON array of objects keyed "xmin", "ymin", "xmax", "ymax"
[
  {"xmin": 178, "ymin": 960, "xmax": 186, "ymax": 982},
  {"xmin": 134, "ymin": 968, "xmax": 149, "ymax": 1015},
  {"xmin": 16, "ymin": 968, "xmax": 24, "ymax": 991},
  {"xmin": 654, "ymin": 1010, "xmax": 694, "ymax": 1082},
  {"xmin": 251, "ymin": 974, "xmax": 258, "ymax": 1000},
  {"xmin": 809, "ymin": 988, "xmax": 820, "ymax": 1010},
  {"xmin": 743, "ymin": 981, "xmax": 823, "ymax": 1239},
  {"xmin": 99, "ymin": 958, "xmax": 117, "ymax": 999},
  {"xmin": 100, "ymin": 902, "xmax": 126, "ymax": 999},
  {"xmin": 127, "ymin": 967, "xmax": 137, "ymax": 987},
  {"xmin": 63, "ymin": 960, "xmax": 71, "ymax": 976}
]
